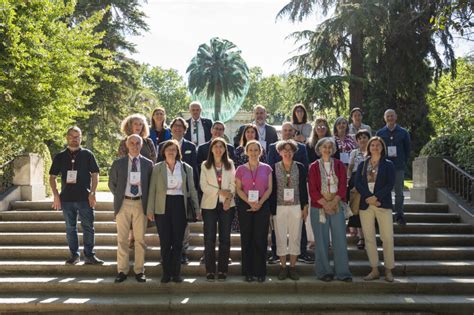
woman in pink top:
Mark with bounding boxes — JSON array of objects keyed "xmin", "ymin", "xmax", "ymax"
[{"xmin": 235, "ymin": 140, "xmax": 273, "ymax": 283}]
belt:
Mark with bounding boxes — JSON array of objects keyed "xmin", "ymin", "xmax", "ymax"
[{"xmin": 124, "ymin": 196, "xmax": 141, "ymax": 200}]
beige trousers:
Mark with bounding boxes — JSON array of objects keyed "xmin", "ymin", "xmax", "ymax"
[
  {"xmin": 274, "ymin": 204, "xmax": 303, "ymax": 256},
  {"xmin": 116, "ymin": 199, "xmax": 147, "ymax": 274},
  {"xmin": 360, "ymin": 204, "xmax": 395, "ymax": 269}
]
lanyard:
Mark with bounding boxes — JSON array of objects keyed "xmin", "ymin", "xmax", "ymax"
[
  {"xmin": 250, "ymin": 163, "xmax": 259, "ymax": 188},
  {"xmin": 68, "ymin": 149, "xmax": 79, "ymax": 170},
  {"xmin": 388, "ymin": 126, "xmax": 396, "ymax": 144},
  {"xmin": 282, "ymin": 162, "xmax": 292, "ymax": 188},
  {"xmin": 322, "ymin": 160, "xmax": 334, "ymax": 192}
]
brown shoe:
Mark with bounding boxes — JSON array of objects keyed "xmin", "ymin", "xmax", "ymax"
[{"xmin": 363, "ymin": 270, "xmax": 380, "ymax": 281}]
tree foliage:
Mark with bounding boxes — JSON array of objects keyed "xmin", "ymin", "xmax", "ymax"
[{"xmin": 0, "ymin": 0, "xmax": 105, "ymax": 164}]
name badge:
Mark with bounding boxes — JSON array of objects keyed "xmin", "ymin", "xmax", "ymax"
[
  {"xmin": 185, "ymin": 150, "xmax": 192, "ymax": 154},
  {"xmin": 129, "ymin": 172, "xmax": 141, "ymax": 185},
  {"xmin": 368, "ymin": 182, "xmax": 375, "ymax": 193},
  {"xmin": 340, "ymin": 152, "xmax": 350, "ymax": 164},
  {"xmin": 66, "ymin": 170, "xmax": 77, "ymax": 184},
  {"xmin": 283, "ymin": 188, "xmax": 294, "ymax": 202},
  {"xmin": 329, "ymin": 184, "xmax": 337, "ymax": 193},
  {"xmin": 248, "ymin": 190, "xmax": 259, "ymax": 202},
  {"xmin": 387, "ymin": 146, "xmax": 397, "ymax": 157},
  {"xmin": 168, "ymin": 175, "xmax": 179, "ymax": 189}
]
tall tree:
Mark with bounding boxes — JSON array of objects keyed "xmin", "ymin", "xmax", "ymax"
[{"xmin": 187, "ymin": 37, "xmax": 249, "ymax": 121}]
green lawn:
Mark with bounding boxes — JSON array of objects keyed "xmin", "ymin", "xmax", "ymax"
[
  {"xmin": 404, "ymin": 180, "xmax": 413, "ymax": 190},
  {"xmin": 56, "ymin": 176, "xmax": 110, "ymax": 192}
]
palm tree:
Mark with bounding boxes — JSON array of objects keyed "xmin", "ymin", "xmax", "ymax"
[{"xmin": 187, "ymin": 37, "xmax": 249, "ymax": 121}]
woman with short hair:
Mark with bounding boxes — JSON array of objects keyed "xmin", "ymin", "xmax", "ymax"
[{"xmin": 118, "ymin": 113, "xmax": 157, "ymax": 163}]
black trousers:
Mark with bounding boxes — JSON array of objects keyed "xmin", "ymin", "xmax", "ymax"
[
  {"xmin": 238, "ymin": 201, "xmax": 270, "ymax": 277},
  {"xmin": 347, "ymin": 173, "xmax": 362, "ymax": 228},
  {"xmin": 202, "ymin": 203, "xmax": 235, "ymax": 274},
  {"xmin": 155, "ymin": 195, "xmax": 187, "ymax": 278}
]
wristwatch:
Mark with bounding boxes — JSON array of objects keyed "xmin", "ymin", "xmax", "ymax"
[{"xmin": 89, "ymin": 192, "xmax": 96, "ymax": 196}]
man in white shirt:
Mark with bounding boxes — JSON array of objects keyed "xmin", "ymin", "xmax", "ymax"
[{"xmin": 184, "ymin": 101, "xmax": 213, "ymax": 147}]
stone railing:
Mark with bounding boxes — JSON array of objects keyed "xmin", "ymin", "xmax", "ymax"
[{"xmin": 443, "ymin": 158, "xmax": 473, "ymax": 206}]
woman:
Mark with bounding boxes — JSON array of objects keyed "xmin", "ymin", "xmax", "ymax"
[
  {"xmin": 333, "ymin": 116, "xmax": 358, "ymax": 166},
  {"xmin": 347, "ymin": 130, "xmax": 371, "ymax": 249},
  {"xmin": 146, "ymin": 140, "xmax": 200, "ymax": 283},
  {"xmin": 307, "ymin": 117, "xmax": 339, "ymax": 164},
  {"xmin": 349, "ymin": 107, "xmax": 372, "ymax": 135},
  {"xmin": 291, "ymin": 103, "xmax": 312, "ymax": 143},
  {"xmin": 270, "ymin": 140, "xmax": 308, "ymax": 281},
  {"xmin": 118, "ymin": 114, "xmax": 157, "ymax": 163},
  {"xmin": 355, "ymin": 136, "xmax": 395, "ymax": 282},
  {"xmin": 234, "ymin": 124, "xmax": 267, "ymax": 167},
  {"xmin": 235, "ymin": 140, "xmax": 273, "ymax": 282},
  {"xmin": 149, "ymin": 108, "xmax": 172, "ymax": 148},
  {"xmin": 200, "ymin": 138, "xmax": 236, "ymax": 281},
  {"xmin": 308, "ymin": 137, "xmax": 352, "ymax": 282}
]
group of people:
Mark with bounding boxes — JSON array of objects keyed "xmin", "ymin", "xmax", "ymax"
[{"xmin": 49, "ymin": 101, "xmax": 411, "ymax": 284}]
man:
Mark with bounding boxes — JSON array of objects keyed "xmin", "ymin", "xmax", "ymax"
[
  {"xmin": 49, "ymin": 126, "xmax": 103, "ymax": 265},
  {"xmin": 266, "ymin": 122, "xmax": 312, "ymax": 265},
  {"xmin": 109, "ymin": 135, "xmax": 153, "ymax": 283},
  {"xmin": 184, "ymin": 101, "xmax": 213, "ymax": 147},
  {"xmin": 376, "ymin": 109, "xmax": 411, "ymax": 225},
  {"xmin": 233, "ymin": 105, "xmax": 278, "ymax": 151},
  {"xmin": 158, "ymin": 117, "xmax": 198, "ymax": 264},
  {"xmin": 267, "ymin": 122, "xmax": 308, "ymax": 169},
  {"xmin": 197, "ymin": 121, "xmax": 236, "ymax": 171}
]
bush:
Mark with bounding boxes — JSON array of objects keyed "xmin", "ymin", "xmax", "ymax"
[{"xmin": 419, "ymin": 132, "xmax": 474, "ymax": 174}]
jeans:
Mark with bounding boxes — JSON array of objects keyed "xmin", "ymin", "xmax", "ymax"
[
  {"xmin": 61, "ymin": 201, "xmax": 95, "ymax": 257},
  {"xmin": 202, "ymin": 203, "xmax": 235, "ymax": 274},
  {"xmin": 310, "ymin": 206, "xmax": 351, "ymax": 280},
  {"xmin": 393, "ymin": 169, "xmax": 405, "ymax": 218}
]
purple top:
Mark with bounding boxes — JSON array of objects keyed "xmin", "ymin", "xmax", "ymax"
[{"xmin": 235, "ymin": 163, "xmax": 272, "ymax": 197}]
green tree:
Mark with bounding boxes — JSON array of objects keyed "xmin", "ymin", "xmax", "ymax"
[
  {"xmin": 187, "ymin": 37, "xmax": 249, "ymax": 121},
  {"xmin": 427, "ymin": 57, "xmax": 474, "ymax": 136},
  {"xmin": 242, "ymin": 67, "xmax": 263, "ymax": 111},
  {"xmin": 0, "ymin": 0, "xmax": 105, "ymax": 162},
  {"xmin": 143, "ymin": 65, "xmax": 191, "ymax": 119}
]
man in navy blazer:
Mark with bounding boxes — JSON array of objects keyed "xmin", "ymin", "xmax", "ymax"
[
  {"xmin": 233, "ymin": 105, "xmax": 278, "ymax": 151},
  {"xmin": 197, "ymin": 121, "xmax": 236, "ymax": 172},
  {"xmin": 184, "ymin": 101, "xmax": 213, "ymax": 147},
  {"xmin": 108, "ymin": 135, "xmax": 154, "ymax": 283},
  {"xmin": 267, "ymin": 122, "xmax": 308, "ymax": 169}
]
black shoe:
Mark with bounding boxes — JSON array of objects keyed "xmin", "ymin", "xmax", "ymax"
[
  {"xmin": 84, "ymin": 255, "xmax": 104, "ymax": 265},
  {"xmin": 206, "ymin": 273, "xmax": 215, "ymax": 282},
  {"xmin": 218, "ymin": 273, "xmax": 227, "ymax": 281},
  {"xmin": 65, "ymin": 255, "xmax": 80, "ymax": 265},
  {"xmin": 181, "ymin": 254, "xmax": 189, "ymax": 265},
  {"xmin": 340, "ymin": 277, "xmax": 353, "ymax": 283},
  {"xmin": 199, "ymin": 256, "xmax": 205, "ymax": 264},
  {"xmin": 228, "ymin": 257, "xmax": 232, "ymax": 264},
  {"xmin": 267, "ymin": 256, "xmax": 279, "ymax": 264},
  {"xmin": 245, "ymin": 275, "xmax": 254, "ymax": 282},
  {"xmin": 161, "ymin": 275, "xmax": 171, "ymax": 283},
  {"xmin": 297, "ymin": 254, "xmax": 314, "ymax": 264},
  {"xmin": 257, "ymin": 276, "xmax": 266, "ymax": 283},
  {"xmin": 172, "ymin": 276, "xmax": 183, "ymax": 283},
  {"xmin": 396, "ymin": 216, "xmax": 407, "ymax": 226},
  {"xmin": 135, "ymin": 273, "xmax": 146, "ymax": 283},
  {"xmin": 114, "ymin": 272, "xmax": 127, "ymax": 283},
  {"xmin": 320, "ymin": 274, "xmax": 333, "ymax": 282}
]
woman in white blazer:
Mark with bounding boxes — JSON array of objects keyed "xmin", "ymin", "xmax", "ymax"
[{"xmin": 200, "ymin": 137, "xmax": 236, "ymax": 281}]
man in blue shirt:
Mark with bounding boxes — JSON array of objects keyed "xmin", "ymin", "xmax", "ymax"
[{"xmin": 376, "ymin": 109, "xmax": 411, "ymax": 225}]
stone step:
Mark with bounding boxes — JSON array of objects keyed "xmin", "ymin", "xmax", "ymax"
[
  {"xmin": 10, "ymin": 201, "xmax": 450, "ymax": 213},
  {"xmin": 0, "ymin": 292, "xmax": 472, "ymax": 314},
  {"xmin": 1, "ymin": 232, "xmax": 472, "ymax": 247},
  {"xmin": 0, "ymin": 260, "xmax": 472, "ymax": 277},
  {"xmin": 0, "ymin": 276, "xmax": 472, "ymax": 295},
  {"xmin": 1, "ymin": 246, "xmax": 473, "ymax": 261},
  {"xmin": 1, "ymin": 221, "xmax": 471, "ymax": 234},
  {"xmin": 0, "ymin": 210, "xmax": 460, "ymax": 223}
]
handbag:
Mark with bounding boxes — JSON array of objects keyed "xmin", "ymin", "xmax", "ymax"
[
  {"xmin": 182, "ymin": 165, "xmax": 197, "ymax": 223},
  {"xmin": 349, "ymin": 189, "xmax": 361, "ymax": 215}
]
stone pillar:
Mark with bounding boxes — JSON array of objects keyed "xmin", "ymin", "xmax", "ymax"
[
  {"xmin": 12, "ymin": 153, "xmax": 45, "ymax": 201},
  {"xmin": 410, "ymin": 156, "xmax": 445, "ymax": 202}
]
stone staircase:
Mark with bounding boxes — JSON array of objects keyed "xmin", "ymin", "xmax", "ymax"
[{"xmin": 0, "ymin": 200, "xmax": 473, "ymax": 314}]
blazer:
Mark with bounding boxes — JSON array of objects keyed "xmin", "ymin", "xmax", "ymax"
[
  {"xmin": 355, "ymin": 157, "xmax": 395, "ymax": 210},
  {"xmin": 146, "ymin": 161, "xmax": 200, "ymax": 215},
  {"xmin": 200, "ymin": 161, "xmax": 236, "ymax": 209},
  {"xmin": 184, "ymin": 117, "xmax": 213, "ymax": 144},
  {"xmin": 158, "ymin": 138, "xmax": 199, "ymax": 189},
  {"xmin": 308, "ymin": 158, "xmax": 347, "ymax": 209},
  {"xmin": 149, "ymin": 128, "xmax": 172, "ymax": 148},
  {"xmin": 108, "ymin": 155, "xmax": 154, "ymax": 215},
  {"xmin": 233, "ymin": 123, "xmax": 279, "ymax": 151},
  {"xmin": 269, "ymin": 161, "xmax": 308, "ymax": 215},
  {"xmin": 197, "ymin": 140, "xmax": 236, "ymax": 174},
  {"xmin": 267, "ymin": 142, "xmax": 309, "ymax": 170}
]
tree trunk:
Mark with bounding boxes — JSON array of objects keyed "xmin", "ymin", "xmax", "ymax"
[
  {"xmin": 349, "ymin": 29, "xmax": 364, "ymax": 110},
  {"xmin": 214, "ymin": 84, "xmax": 222, "ymax": 121}
]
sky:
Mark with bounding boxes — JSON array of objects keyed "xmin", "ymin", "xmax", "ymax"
[{"xmin": 126, "ymin": 0, "xmax": 474, "ymax": 78}]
